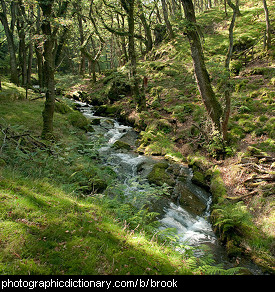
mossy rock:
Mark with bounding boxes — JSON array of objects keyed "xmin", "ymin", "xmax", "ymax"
[
  {"xmin": 90, "ymin": 118, "xmax": 101, "ymax": 125},
  {"xmin": 94, "ymin": 105, "xmax": 121, "ymax": 117},
  {"xmin": 112, "ymin": 140, "xmax": 131, "ymax": 151},
  {"xmin": 191, "ymin": 170, "xmax": 210, "ymax": 191},
  {"xmin": 0, "ymin": 158, "xmax": 6, "ymax": 167},
  {"xmin": 103, "ymin": 72, "xmax": 131, "ymax": 103},
  {"xmin": 210, "ymin": 168, "xmax": 227, "ymax": 204},
  {"xmin": 226, "ymin": 240, "xmax": 243, "ymax": 258},
  {"xmin": 187, "ymin": 155, "xmax": 213, "ymax": 172},
  {"xmin": 67, "ymin": 111, "xmax": 89, "ymax": 130},
  {"xmin": 80, "ymin": 178, "xmax": 108, "ymax": 194},
  {"xmin": 55, "ymin": 101, "xmax": 72, "ymax": 114},
  {"xmin": 244, "ymin": 146, "xmax": 268, "ymax": 157},
  {"xmin": 177, "ymin": 185, "xmax": 207, "ymax": 216},
  {"xmin": 85, "ymin": 123, "xmax": 95, "ymax": 133},
  {"xmin": 147, "ymin": 162, "xmax": 175, "ymax": 187}
]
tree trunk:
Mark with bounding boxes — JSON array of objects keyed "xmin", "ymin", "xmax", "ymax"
[
  {"xmin": 226, "ymin": 0, "xmax": 241, "ymax": 16},
  {"xmin": 27, "ymin": 41, "xmax": 33, "ymax": 86},
  {"xmin": 39, "ymin": 0, "xmax": 56, "ymax": 140},
  {"xmin": 77, "ymin": 13, "xmax": 86, "ymax": 75},
  {"xmin": 137, "ymin": 0, "xmax": 153, "ymax": 53},
  {"xmin": 181, "ymin": 0, "xmax": 223, "ymax": 131},
  {"xmin": 17, "ymin": 28, "xmax": 27, "ymax": 86},
  {"xmin": 0, "ymin": 1, "xmax": 18, "ymax": 85},
  {"xmin": 34, "ymin": 5, "xmax": 43, "ymax": 89},
  {"xmin": 225, "ymin": 1, "xmax": 237, "ymax": 69},
  {"xmin": 262, "ymin": 0, "xmax": 271, "ymax": 50},
  {"xmin": 161, "ymin": 0, "xmax": 175, "ymax": 39},
  {"xmin": 222, "ymin": 0, "xmax": 239, "ymax": 140},
  {"xmin": 121, "ymin": 0, "xmax": 146, "ymax": 112}
]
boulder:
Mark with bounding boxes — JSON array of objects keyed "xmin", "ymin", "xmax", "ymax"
[
  {"xmin": 176, "ymin": 184, "xmax": 207, "ymax": 216},
  {"xmin": 147, "ymin": 162, "xmax": 176, "ymax": 187}
]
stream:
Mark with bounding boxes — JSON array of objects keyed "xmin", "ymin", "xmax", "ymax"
[{"xmin": 75, "ymin": 101, "xmax": 264, "ymax": 274}]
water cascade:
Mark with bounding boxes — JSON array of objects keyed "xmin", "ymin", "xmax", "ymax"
[{"xmin": 75, "ymin": 101, "xmax": 263, "ymax": 274}]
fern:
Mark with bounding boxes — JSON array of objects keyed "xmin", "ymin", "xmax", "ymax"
[
  {"xmin": 212, "ymin": 201, "xmax": 253, "ymax": 240},
  {"xmin": 196, "ymin": 264, "xmax": 242, "ymax": 275}
]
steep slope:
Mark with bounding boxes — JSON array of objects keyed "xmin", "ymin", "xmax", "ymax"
[{"xmin": 65, "ymin": 3, "xmax": 274, "ymax": 273}]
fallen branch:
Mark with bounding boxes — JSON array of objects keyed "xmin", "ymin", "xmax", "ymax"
[
  {"xmin": 244, "ymin": 174, "xmax": 275, "ymax": 183},
  {"xmin": 0, "ymin": 124, "xmax": 55, "ymax": 156},
  {"xmin": 226, "ymin": 191, "xmax": 258, "ymax": 202},
  {"xmin": 240, "ymin": 162, "xmax": 270, "ymax": 174}
]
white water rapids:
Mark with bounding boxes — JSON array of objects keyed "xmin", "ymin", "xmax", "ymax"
[
  {"xmin": 77, "ymin": 101, "xmax": 216, "ymax": 248},
  {"xmin": 74, "ymin": 101, "xmax": 264, "ymax": 273}
]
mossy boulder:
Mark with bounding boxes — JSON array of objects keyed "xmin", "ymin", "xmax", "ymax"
[
  {"xmin": 94, "ymin": 105, "xmax": 121, "ymax": 118},
  {"xmin": 90, "ymin": 118, "xmax": 101, "ymax": 125},
  {"xmin": 191, "ymin": 170, "xmax": 210, "ymax": 191},
  {"xmin": 79, "ymin": 177, "xmax": 107, "ymax": 195},
  {"xmin": 226, "ymin": 240, "xmax": 243, "ymax": 258},
  {"xmin": 67, "ymin": 111, "xmax": 89, "ymax": 130},
  {"xmin": 55, "ymin": 101, "xmax": 72, "ymax": 114},
  {"xmin": 210, "ymin": 168, "xmax": 227, "ymax": 204},
  {"xmin": 177, "ymin": 185, "xmax": 207, "ymax": 216},
  {"xmin": 103, "ymin": 71, "xmax": 131, "ymax": 103},
  {"xmin": 147, "ymin": 162, "xmax": 176, "ymax": 187},
  {"xmin": 0, "ymin": 158, "xmax": 6, "ymax": 167},
  {"xmin": 112, "ymin": 140, "xmax": 131, "ymax": 151}
]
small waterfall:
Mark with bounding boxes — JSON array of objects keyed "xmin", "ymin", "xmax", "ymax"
[{"xmin": 76, "ymin": 101, "xmax": 216, "ymax": 247}]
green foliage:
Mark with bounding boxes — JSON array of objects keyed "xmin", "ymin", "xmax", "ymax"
[
  {"xmin": 205, "ymin": 130, "xmax": 225, "ymax": 159},
  {"xmin": 212, "ymin": 202, "xmax": 254, "ymax": 242},
  {"xmin": 230, "ymin": 60, "xmax": 243, "ymax": 75}
]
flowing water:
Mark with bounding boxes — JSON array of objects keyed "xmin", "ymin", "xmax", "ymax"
[{"xmin": 75, "ymin": 101, "xmax": 264, "ymax": 274}]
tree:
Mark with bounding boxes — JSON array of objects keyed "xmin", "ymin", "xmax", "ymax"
[
  {"xmin": 161, "ymin": 0, "xmax": 175, "ymax": 39},
  {"xmin": 262, "ymin": 0, "xmax": 271, "ymax": 51},
  {"xmin": 121, "ymin": 0, "xmax": 145, "ymax": 111},
  {"xmin": 39, "ymin": 0, "xmax": 69, "ymax": 139},
  {"xmin": 223, "ymin": 0, "xmax": 239, "ymax": 140},
  {"xmin": 137, "ymin": 0, "xmax": 153, "ymax": 53},
  {"xmin": 0, "ymin": 0, "xmax": 19, "ymax": 84},
  {"xmin": 225, "ymin": 0, "xmax": 239, "ymax": 70},
  {"xmin": 39, "ymin": 0, "xmax": 56, "ymax": 140},
  {"xmin": 181, "ymin": 0, "xmax": 223, "ymax": 132}
]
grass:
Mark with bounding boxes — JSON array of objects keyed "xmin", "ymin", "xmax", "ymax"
[
  {"xmin": 1, "ymin": 81, "xmax": 225, "ymax": 275},
  {"xmin": 0, "ymin": 169, "xmax": 193, "ymax": 275}
]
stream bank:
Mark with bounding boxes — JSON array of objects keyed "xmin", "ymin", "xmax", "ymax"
[{"xmin": 73, "ymin": 100, "xmax": 265, "ymax": 275}]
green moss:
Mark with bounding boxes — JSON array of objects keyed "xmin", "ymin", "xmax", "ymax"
[
  {"xmin": 55, "ymin": 101, "xmax": 72, "ymax": 114},
  {"xmin": 210, "ymin": 168, "xmax": 227, "ymax": 204},
  {"xmin": 147, "ymin": 162, "xmax": 175, "ymax": 187},
  {"xmin": 191, "ymin": 170, "xmax": 209, "ymax": 190},
  {"xmin": 112, "ymin": 140, "xmax": 131, "ymax": 150},
  {"xmin": 67, "ymin": 111, "xmax": 89, "ymax": 130},
  {"xmin": 226, "ymin": 240, "xmax": 243, "ymax": 258}
]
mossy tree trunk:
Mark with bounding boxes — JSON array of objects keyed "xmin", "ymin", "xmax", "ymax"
[
  {"xmin": 39, "ymin": 0, "xmax": 69, "ymax": 140},
  {"xmin": 39, "ymin": 0, "xmax": 56, "ymax": 140},
  {"xmin": 137, "ymin": 0, "xmax": 153, "ymax": 53},
  {"xmin": 223, "ymin": 0, "xmax": 239, "ymax": 141},
  {"xmin": 121, "ymin": 0, "xmax": 146, "ymax": 112},
  {"xmin": 0, "ymin": 0, "xmax": 19, "ymax": 85},
  {"xmin": 181, "ymin": 0, "xmax": 223, "ymax": 132},
  {"xmin": 161, "ymin": 0, "xmax": 175, "ymax": 39},
  {"xmin": 262, "ymin": 0, "xmax": 271, "ymax": 51}
]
